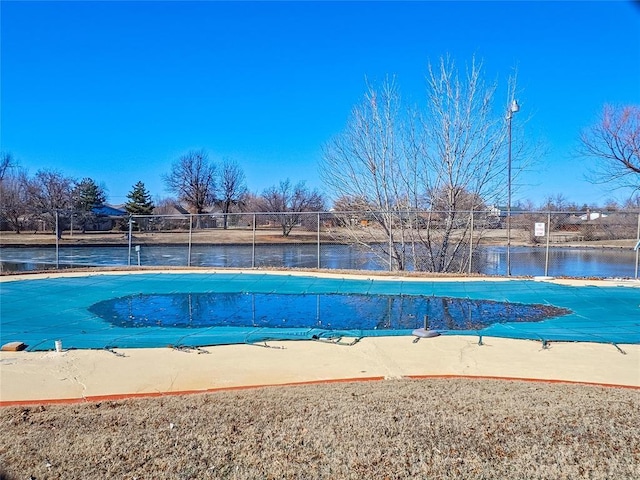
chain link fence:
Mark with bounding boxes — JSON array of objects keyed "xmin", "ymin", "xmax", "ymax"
[{"xmin": 2, "ymin": 210, "xmax": 639, "ymax": 278}]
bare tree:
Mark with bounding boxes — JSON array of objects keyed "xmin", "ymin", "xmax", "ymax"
[
  {"xmin": 513, "ymin": 199, "xmax": 536, "ymax": 212},
  {"xmin": 163, "ymin": 150, "xmax": 216, "ymax": 227},
  {"xmin": 579, "ymin": 105, "xmax": 640, "ymax": 191},
  {"xmin": 622, "ymin": 194, "xmax": 640, "ymax": 211},
  {"xmin": 218, "ymin": 160, "xmax": 247, "ymax": 229},
  {"xmin": 332, "ymin": 195, "xmax": 375, "ymax": 212},
  {"xmin": 0, "ymin": 165, "xmax": 29, "ymax": 233},
  {"xmin": 602, "ymin": 198, "xmax": 620, "ymax": 212},
  {"xmin": 26, "ymin": 169, "xmax": 75, "ymax": 238},
  {"xmin": 153, "ymin": 197, "xmax": 179, "ymax": 215},
  {"xmin": 322, "ymin": 57, "xmax": 518, "ymax": 272},
  {"xmin": 240, "ymin": 192, "xmax": 264, "ymax": 213},
  {"xmin": 260, "ymin": 179, "xmax": 325, "ymax": 236},
  {"xmin": 541, "ymin": 193, "xmax": 570, "ymax": 212}
]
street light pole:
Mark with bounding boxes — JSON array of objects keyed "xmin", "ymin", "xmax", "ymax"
[{"xmin": 506, "ymin": 99, "xmax": 519, "ymax": 276}]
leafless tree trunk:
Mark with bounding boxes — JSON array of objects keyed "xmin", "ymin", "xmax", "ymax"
[
  {"xmin": 219, "ymin": 160, "xmax": 247, "ymax": 229},
  {"xmin": 579, "ymin": 105, "xmax": 640, "ymax": 192}
]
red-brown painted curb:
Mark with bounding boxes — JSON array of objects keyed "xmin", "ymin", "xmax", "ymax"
[
  {"xmin": 1, "ymin": 374, "xmax": 637, "ymax": 408},
  {"xmin": 0, "ymin": 376, "xmax": 387, "ymax": 407}
]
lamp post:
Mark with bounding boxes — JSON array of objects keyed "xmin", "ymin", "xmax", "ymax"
[{"xmin": 506, "ymin": 99, "xmax": 519, "ymax": 276}]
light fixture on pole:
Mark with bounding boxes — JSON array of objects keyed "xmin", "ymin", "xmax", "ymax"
[{"xmin": 506, "ymin": 99, "xmax": 519, "ymax": 276}]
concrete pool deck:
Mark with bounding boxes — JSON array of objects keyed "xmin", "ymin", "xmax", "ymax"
[
  {"xmin": 1, "ymin": 270, "xmax": 639, "ymax": 405},
  {"xmin": 2, "ymin": 333, "xmax": 639, "ymax": 405}
]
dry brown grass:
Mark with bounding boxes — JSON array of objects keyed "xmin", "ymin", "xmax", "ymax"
[
  {"xmin": 1, "ymin": 378, "xmax": 638, "ymax": 479},
  {"xmin": 0, "ymin": 229, "xmax": 325, "ymax": 246},
  {"xmin": 1, "ymin": 227, "xmax": 619, "ymax": 248}
]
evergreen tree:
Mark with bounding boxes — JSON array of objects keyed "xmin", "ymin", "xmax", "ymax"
[
  {"xmin": 73, "ymin": 177, "xmax": 106, "ymax": 233},
  {"xmin": 125, "ymin": 181, "xmax": 155, "ymax": 215},
  {"xmin": 74, "ymin": 178, "xmax": 106, "ymax": 212}
]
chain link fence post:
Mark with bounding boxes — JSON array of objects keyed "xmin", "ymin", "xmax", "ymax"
[
  {"xmin": 544, "ymin": 211, "xmax": 551, "ymax": 277},
  {"xmin": 469, "ymin": 210, "xmax": 474, "ymax": 275},
  {"xmin": 317, "ymin": 212, "xmax": 321, "ymax": 269},
  {"xmin": 187, "ymin": 214, "xmax": 193, "ymax": 267},
  {"xmin": 127, "ymin": 215, "xmax": 133, "ymax": 266},
  {"xmin": 252, "ymin": 213, "xmax": 256, "ymax": 269},
  {"xmin": 635, "ymin": 212, "xmax": 640, "ymax": 280},
  {"xmin": 55, "ymin": 210, "xmax": 59, "ymax": 269}
]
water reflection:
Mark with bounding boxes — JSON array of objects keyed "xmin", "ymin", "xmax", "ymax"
[{"xmin": 88, "ymin": 292, "xmax": 571, "ymax": 331}]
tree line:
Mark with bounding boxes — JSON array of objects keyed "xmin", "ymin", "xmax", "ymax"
[{"xmin": 0, "ymin": 150, "xmax": 325, "ymax": 237}]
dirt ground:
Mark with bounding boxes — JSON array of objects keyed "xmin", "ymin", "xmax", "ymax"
[
  {"xmin": 0, "ymin": 228, "xmax": 321, "ymax": 246},
  {"xmin": 1, "ymin": 378, "xmax": 638, "ymax": 479},
  {"xmin": 1, "ymin": 227, "xmax": 634, "ymax": 248}
]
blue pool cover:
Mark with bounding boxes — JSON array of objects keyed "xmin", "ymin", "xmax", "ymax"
[{"xmin": 1, "ymin": 272, "xmax": 639, "ymax": 351}]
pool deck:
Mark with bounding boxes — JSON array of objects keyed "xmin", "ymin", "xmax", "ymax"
[{"xmin": 1, "ymin": 270, "xmax": 639, "ymax": 405}]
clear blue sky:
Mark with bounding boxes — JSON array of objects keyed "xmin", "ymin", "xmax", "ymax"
[{"xmin": 2, "ymin": 1, "xmax": 639, "ymax": 207}]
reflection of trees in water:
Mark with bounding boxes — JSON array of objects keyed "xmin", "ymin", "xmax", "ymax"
[
  {"xmin": 442, "ymin": 297, "xmax": 455, "ymax": 330},
  {"xmin": 371, "ymin": 296, "xmax": 394, "ymax": 330},
  {"xmin": 90, "ymin": 293, "xmax": 571, "ymax": 330}
]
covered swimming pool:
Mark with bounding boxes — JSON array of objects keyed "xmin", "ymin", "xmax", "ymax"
[{"xmin": 1, "ymin": 271, "xmax": 638, "ymax": 351}]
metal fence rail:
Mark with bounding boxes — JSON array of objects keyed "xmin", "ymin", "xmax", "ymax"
[{"xmin": 2, "ymin": 210, "xmax": 639, "ymax": 278}]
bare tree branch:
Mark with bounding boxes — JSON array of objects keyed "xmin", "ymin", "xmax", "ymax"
[
  {"xmin": 260, "ymin": 179, "xmax": 325, "ymax": 236},
  {"xmin": 579, "ymin": 105, "xmax": 640, "ymax": 190},
  {"xmin": 0, "ymin": 152, "xmax": 13, "ymax": 181}
]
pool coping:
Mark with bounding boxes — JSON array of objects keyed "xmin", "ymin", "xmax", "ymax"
[{"xmin": 2, "ymin": 266, "xmax": 639, "ymax": 287}]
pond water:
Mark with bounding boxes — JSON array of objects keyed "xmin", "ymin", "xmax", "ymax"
[{"xmin": 1, "ymin": 244, "xmax": 637, "ymax": 278}]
